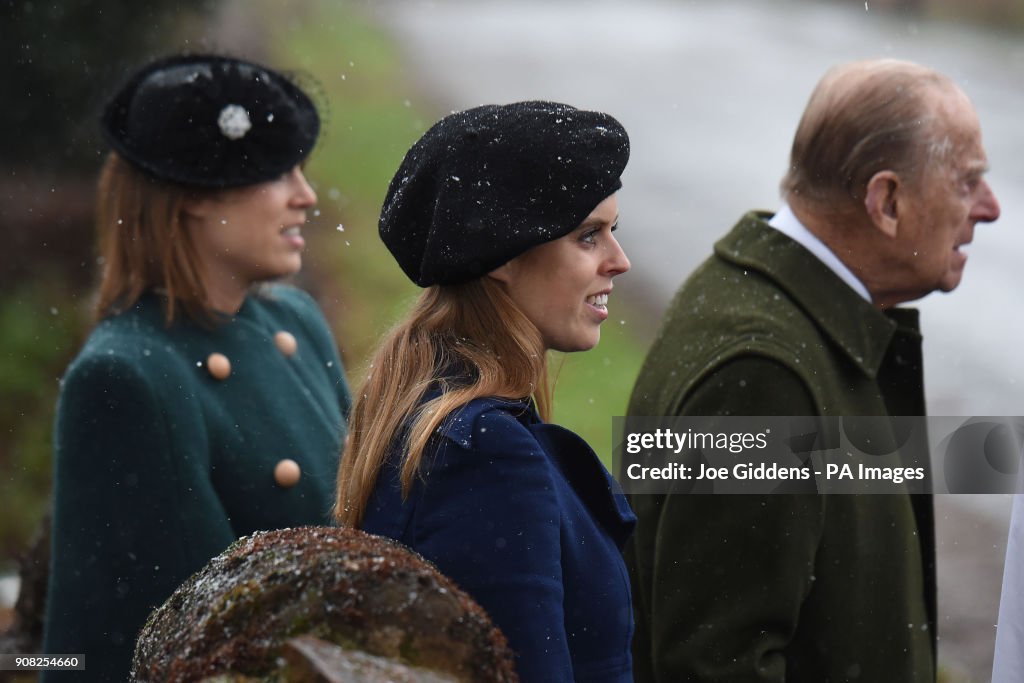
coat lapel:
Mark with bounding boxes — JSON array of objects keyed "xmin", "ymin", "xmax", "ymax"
[{"xmin": 528, "ymin": 421, "xmax": 636, "ymax": 549}]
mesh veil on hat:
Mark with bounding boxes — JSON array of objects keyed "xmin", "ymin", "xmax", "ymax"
[
  {"xmin": 101, "ymin": 54, "xmax": 319, "ymax": 188},
  {"xmin": 379, "ymin": 101, "xmax": 630, "ymax": 287}
]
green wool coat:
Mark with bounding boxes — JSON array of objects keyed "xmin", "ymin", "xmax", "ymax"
[
  {"xmin": 42, "ymin": 285, "xmax": 351, "ymax": 682},
  {"xmin": 626, "ymin": 213, "xmax": 936, "ymax": 683}
]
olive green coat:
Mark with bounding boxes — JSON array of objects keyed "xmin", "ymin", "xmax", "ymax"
[
  {"xmin": 43, "ymin": 285, "xmax": 350, "ymax": 682},
  {"xmin": 626, "ymin": 213, "xmax": 936, "ymax": 682}
]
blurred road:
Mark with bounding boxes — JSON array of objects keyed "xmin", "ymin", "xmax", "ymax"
[{"xmin": 372, "ymin": 1, "xmax": 1024, "ymax": 679}]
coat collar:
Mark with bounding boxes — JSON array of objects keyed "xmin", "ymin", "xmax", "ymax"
[
  {"xmin": 715, "ymin": 212, "xmax": 921, "ymax": 380},
  {"xmin": 439, "ymin": 395, "xmax": 636, "ymax": 549}
]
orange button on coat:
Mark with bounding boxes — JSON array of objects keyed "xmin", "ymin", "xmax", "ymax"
[
  {"xmin": 274, "ymin": 458, "xmax": 302, "ymax": 487},
  {"xmin": 206, "ymin": 353, "xmax": 231, "ymax": 380},
  {"xmin": 274, "ymin": 331, "xmax": 298, "ymax": 357}
]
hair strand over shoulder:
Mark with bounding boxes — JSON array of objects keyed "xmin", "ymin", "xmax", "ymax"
[{"xmin": 335, "ymin": 277, "xmax": 551, "ymax": 528}]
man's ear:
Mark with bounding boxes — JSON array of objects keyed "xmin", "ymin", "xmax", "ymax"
[{"xmin": 864, "ymin": 170, "xmax": 901, "ymax": 239}]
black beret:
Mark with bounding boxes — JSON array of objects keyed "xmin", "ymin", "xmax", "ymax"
[
  {"xmin": 101, "ymin": 54, "xmax": 319, "ymax": 188},
  {"xmin": 379, "ymin": 101, "xmax": 629, "ymax": 287}
]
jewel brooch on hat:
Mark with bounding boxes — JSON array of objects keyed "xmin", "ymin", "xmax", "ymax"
[{"xmin": 218, "ymin": 104, "xmax": 252, "ymax": 140}]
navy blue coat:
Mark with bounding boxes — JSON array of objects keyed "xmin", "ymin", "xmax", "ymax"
[{"xmin": 361, "ymin": 396, "xmax": 636, "ymax": 682}]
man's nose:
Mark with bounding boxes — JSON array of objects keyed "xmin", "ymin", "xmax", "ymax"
[{"xmin": 972, "ymin": 179, "xmax": 1000, "ymax": 224}]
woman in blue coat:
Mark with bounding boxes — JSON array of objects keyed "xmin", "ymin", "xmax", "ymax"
[
  {"xmin": 336, "ymin": 102, "xmax": 635, "ymax": 682},
  {"xmin": 43, "ymin": 55, "xmax": 350, "ymax": 681}
]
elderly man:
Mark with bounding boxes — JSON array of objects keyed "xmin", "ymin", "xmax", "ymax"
[{"xmin": 626, "ymin": 59, "xmax": 1000, "ymax": 682}]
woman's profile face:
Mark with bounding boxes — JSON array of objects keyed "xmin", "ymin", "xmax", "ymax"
[
  {"xmin": 185, "ymin": 166, "xmax": 317, "ymax": 295},
  {"xmin": 490, "ymin": 194, "xmax": 630, "ymax": 352}
]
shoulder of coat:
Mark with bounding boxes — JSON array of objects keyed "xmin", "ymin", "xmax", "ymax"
[
  {"xmin": 67, "ymin": 313, "xmax": 196, "ymax": 390},
  {"xmin": 436, "ymin": 397, "xmax": 534, "ymax": 451}
]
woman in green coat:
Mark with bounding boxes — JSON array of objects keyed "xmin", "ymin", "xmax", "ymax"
[{"xmin": 42, "ymin": 55, "xmax": 351, "ymax": 681}]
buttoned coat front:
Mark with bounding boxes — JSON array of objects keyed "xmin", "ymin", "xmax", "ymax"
[
  {"xmin": 361, "ymin": 395, "xmax": 636, "ymax": 683},
  {"xmin": 43, "ymin": 285, "xmax": 351, "ymax": 682},
  {"xmin": 626, "ymin": 213, "xmax": 936, "ymax": 683}
]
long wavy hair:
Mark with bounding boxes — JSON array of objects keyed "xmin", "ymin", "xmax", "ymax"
[
  {"xmin": 94, "ymin": 151, "xmax": 215, "ymax": 325},
  {"xmin": 335, "ymin": 276, "xmax": 551, "ymax": 528}
]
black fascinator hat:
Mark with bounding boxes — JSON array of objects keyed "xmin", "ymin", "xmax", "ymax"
[{"xmin": 101, "ymin": 54, "xmax": 319, "ymax": 188}]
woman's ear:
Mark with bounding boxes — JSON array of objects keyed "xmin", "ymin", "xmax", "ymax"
[
  {"xmin": 182, "ymin": 189, "xmax": 230, "ymax": 221},
  {"xmin": 864, "ymin": 170, "xmax": 901, "ymax": 239},
  {"xmin": 182, "ymin": 196, "xmax": 211, "ymax": 220},
  {"xmin": 487, "ymin": 259, "xmax": 517, "ymax": 286}
]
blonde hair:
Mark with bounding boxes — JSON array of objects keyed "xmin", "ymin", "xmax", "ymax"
[
  {"xmin": 781, "ymin": 59, "xmax": 958, "ymax": 208},
  {"xmin": 95, "ymin": 152, "xmax": 215, "ymax": 325},
  {"xmin": 335, "ymin": 277, "xmax": 551, "ymax": 528}
]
